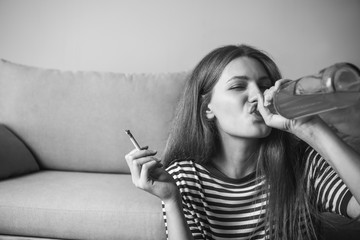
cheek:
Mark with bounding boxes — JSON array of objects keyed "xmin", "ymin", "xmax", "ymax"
[
  {"xmin": 211, "ymin": 94, "xmax": 246, "ymax": 115},
  {"xmin": 216, "ymin": 118, "xmax": 272, "ymax": 139},
  {"xmin": 211, "ymin": 97, "xmax": 271, "ymax": 138},
  {"xmin": 211, "ymin": 97, "xmax": 247, "ymax": 128}
]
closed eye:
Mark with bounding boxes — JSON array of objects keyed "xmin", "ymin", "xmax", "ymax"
[{"xmin": 229, "ymin": 84, "xmax": 247, "ymax": 91}]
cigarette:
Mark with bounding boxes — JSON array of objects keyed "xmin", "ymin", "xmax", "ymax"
[{"xmin": 125, "ymin": 130, "xmax": 141, "ymax": 150}]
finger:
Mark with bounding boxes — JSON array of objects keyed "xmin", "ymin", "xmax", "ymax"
[
  {"xmin": 263, "ymin": 89, "xmax": 273, "ymax": 107},
  {"xmin": 130, "ymin": 148, "xmax": 157, "ymax": 159},
  {"xmin": 133, "ymin": 156, "xmax": 161, "ymax": 167},
  {"xmin": 258, "ymin": 92, "xmax": 293, "ymax": 131},
  {"xmin": 257, "ymin": 93, "xmax": 271, "ymax": 117},
  {"xmin": 139, "ymin": 160, "xmax": 160, "ymax": 190},
  {"xmin": 274, "ymin": 78, "xmax": 292, "ymax": 88},
  {"xmin": 264, "ymin": 79, "xmax": 293, "ymax": 107},
  {"xmin": 149, "ymin": 163, "xmax": 165, "ymax": 180},
  {"xmin": 258, "ymin": 92, "xmax": 280, "ymax": 126},
  {"xmin": 127, "ymin": 148, "xmax": 140, "ymax": 155},
  {"xmin": 125, "ymin": 148, "xmax": 139, "ymax": 168},
  {"xmin": 125, "ymin": 147, "xmax": 154, "ymax": 159},
  {"xmin": 125, "ymin": 148, "xmax": 157, "ymax": 167},
  {"xmin": 131, "ymin": 156, "xmax": 160, "ymax": 185}
]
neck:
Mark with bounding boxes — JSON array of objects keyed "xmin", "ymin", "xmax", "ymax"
[{"xmin": 211, "ymin": 135, "xmax": 260, "ymax": 179}]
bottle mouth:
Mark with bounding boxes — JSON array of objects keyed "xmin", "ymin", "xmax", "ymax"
[
  {"xmin": 292, "ymin": 63, "xmax": 360, "ymax": 95},
  {"xmin": 334, "ymin": 66, "xmax": 360, "ymax": 92}
]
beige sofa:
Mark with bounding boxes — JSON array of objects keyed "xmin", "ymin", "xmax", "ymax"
[
  {"xmin": 0, "ymin": 59, "xmax": 359, "ymax": 239},
  {"xmin": 0, "ymin": 59, "xmax": 187, "ymax": 239}
]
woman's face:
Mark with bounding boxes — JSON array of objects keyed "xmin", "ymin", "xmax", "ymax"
[{"xmin": 206, "ymin": 57, "xmax": 273, "ymax": 139}]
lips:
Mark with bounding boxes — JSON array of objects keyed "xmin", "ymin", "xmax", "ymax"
[
  {"xmin": 249, "ymin": 104, "xmax": 263, "ymax": 120},
  {"xmin": 248, "ymin": 104, "xmax": 258, "ymax": 114}
]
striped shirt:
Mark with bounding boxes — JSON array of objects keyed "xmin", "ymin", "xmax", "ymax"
[{"xmin": 162, "ymin": 146, "xmax": 352, "ymax": 240}]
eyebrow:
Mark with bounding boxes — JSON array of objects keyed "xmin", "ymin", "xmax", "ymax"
[{"xmin": 227, "ymin": 75, "xmax": 271, "ymax": 83}]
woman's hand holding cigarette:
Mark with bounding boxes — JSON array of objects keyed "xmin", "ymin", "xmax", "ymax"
[{"xmin": 125, "ymin": 148, "xmax": 178, "ymax": 203}]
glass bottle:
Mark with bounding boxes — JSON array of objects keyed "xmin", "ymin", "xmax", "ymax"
[{"xmin": 271, "ymin": 62, "xmax": 360, "ymax": 119}]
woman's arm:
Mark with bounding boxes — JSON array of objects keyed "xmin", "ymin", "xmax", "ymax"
[
  {"xmin": 293, "ymin": 118, "xmax": 360, "ymax": 218},
  {"xmin": 163, "ymin": 194, "xmax": 194, "ymax": 240},
  {"xmin": 258, "ymin": 80, "xmax": 360, "ymax": 218},
  {"xmin": 125, "ymin": 149, "xmax": 194, "ymax": 239}
]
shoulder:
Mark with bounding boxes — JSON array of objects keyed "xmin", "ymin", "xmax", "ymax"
[
  {"xmin": 302, "ymin": 144, "xmax": 333, "ymax": 188},
  {"xmin": 165, "ymin": 159, "xmax": 209, "ymax": 184},
  {"xmin": 165, "ymin": 159, "xmax": 200, "ymax": 176}
]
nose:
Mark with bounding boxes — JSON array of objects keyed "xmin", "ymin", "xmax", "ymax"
[{"xmin": 248, "ymin": 83, "xmax": 261, "ymax": 103}]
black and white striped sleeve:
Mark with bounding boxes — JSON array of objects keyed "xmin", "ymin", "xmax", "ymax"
[
  {"xmin": 162, "ymin": 160, "xmax": 207, "ymax": 240},
  {"xmin": 304, "ymin": 146, "xmax": 353, "ymax": 217}
]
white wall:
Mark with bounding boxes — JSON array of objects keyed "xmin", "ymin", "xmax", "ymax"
[{"xmin": 0, "ymin": 0, "xmax": 359, "ymax": 78}]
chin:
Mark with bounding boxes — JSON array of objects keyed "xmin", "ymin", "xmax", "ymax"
[
  {"xmin": 232, "ymin": 125, "xmax": 272, "ymax": 139},
  {"xmin": 254, "ymin": 125, "xmax": 272, "ymax": 138}
]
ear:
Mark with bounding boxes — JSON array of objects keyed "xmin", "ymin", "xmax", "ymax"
[{"xmin": 205, "ymin": 104, "xmax": 215, "ymax": 120}]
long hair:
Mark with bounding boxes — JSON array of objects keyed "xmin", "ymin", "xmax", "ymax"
[{"xmin": 163, "ymin": 44, "xmax": 319, "ymax": 239}]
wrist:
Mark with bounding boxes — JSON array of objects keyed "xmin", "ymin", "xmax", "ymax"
[
  {"xmin": 163, "ymin": 191, "xmax": 182, "ymax": 209},
  {"xmin": 290, "ymin": 116, "xmax": 323, "ymax": 138},
  {"xmin": 292, "ymin": 117, "xmax": 333, "ymax": 146}
]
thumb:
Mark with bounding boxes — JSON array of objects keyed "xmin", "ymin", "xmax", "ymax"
[
  {"xmin": 257, "ymin": 93, "xmax": 272, "ymax": 121},
  {"xmin": 258, "ymin": 93, "xmax": 283, "ymax": 128},
  {"xmin": 258, "ymin": 93, "xmax": 292, "ymax": 130}
]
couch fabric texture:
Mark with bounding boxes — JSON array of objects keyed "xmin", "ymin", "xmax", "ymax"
[{"xmin": 0, "ymin": 58, "xmax": 359, "ymax": 239}]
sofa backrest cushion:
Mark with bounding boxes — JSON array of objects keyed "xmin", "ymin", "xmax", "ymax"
[
  {"xmin": 0, "ymin": 59, "xmax": 187, "ymax": 173},
  {"xmin": 0, "ymin": 124, "xmax": 39, "ymax": 179}
]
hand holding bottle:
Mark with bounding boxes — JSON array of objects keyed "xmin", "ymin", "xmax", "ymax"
[{"xmin": 257, "ymin": 79, "xmax": 320, "ymax": 133}]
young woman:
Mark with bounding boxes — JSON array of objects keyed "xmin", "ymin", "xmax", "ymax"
[{"xmin": 125, "ymin": 45, "xmax": 360, "ymax": 240}]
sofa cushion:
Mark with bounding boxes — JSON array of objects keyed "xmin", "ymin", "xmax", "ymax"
[
  {"xmin": 0, "ymin": 124, "xmax": 39, "ymax": 180},
  {"xmin": 0, "ymin": 59, "xmax": 187, "ymax": 173},
  {"xmin": 0, "ymin": 171, "xmax": 166, "ymax": 240}
]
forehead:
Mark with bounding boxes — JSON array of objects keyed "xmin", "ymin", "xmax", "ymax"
[{"xmin": 219, "ymin": 57, "xmax": 268, "ymax": 82}]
